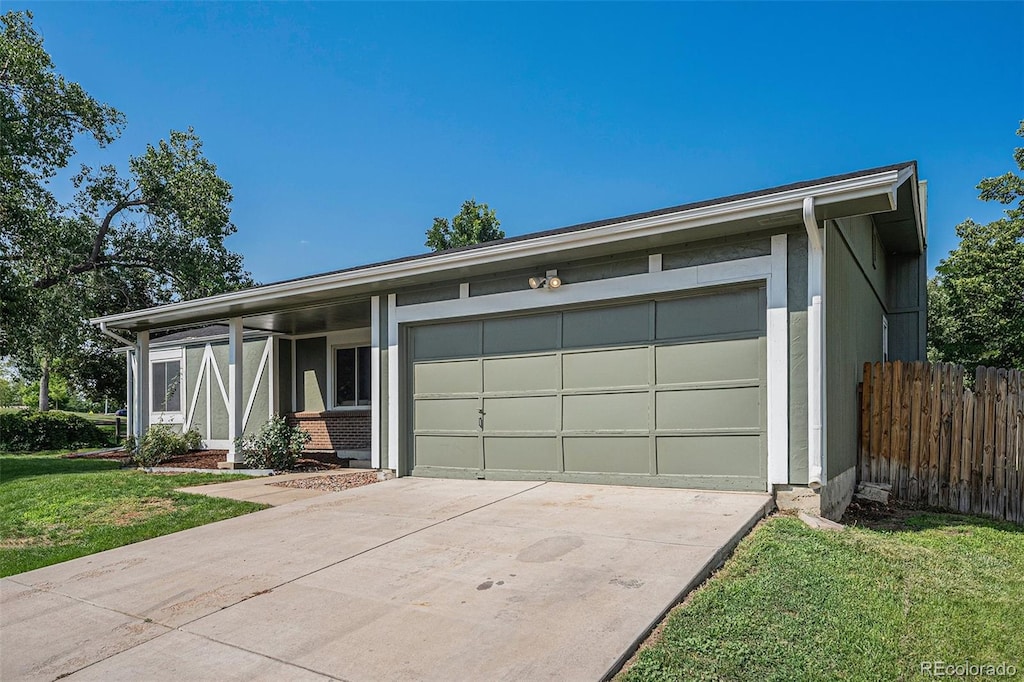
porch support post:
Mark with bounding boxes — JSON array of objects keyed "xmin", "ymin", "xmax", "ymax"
[
  {"xmin": 227, "ymin": 317, "xmax": 244, "ymax": 463},
  {"xmin": 766, "ymin": 233, "xmax": 789, "ymax": 486},
  {"xmin": 370, "ymin": 295, "xmax": 382, "ymax": 469},
  {"xmin": 126, "ymin": 350, "xmax": 135, "ymax": 439},
  {"xmin": 136, "ymin": 331, "xmax": 149, "ymax": 439},
  {"xmin": 387, "ymin": 294, "xmax": 399, "ymax": 474}
]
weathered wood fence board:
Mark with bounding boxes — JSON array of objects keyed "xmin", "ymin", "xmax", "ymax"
[{"xmin": 859, "ymin": 361, "xmax": 1024, "ymax": 525}]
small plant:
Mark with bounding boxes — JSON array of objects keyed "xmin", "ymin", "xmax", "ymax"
[
  {"xmin": 126, "ymin": 426, "xmax": 202, "ymax": 467},
  {"xmin": 234, "ymin": 415, "xmax": 310, "ymax": 470}
]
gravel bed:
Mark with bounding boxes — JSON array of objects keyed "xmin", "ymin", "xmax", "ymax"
[{"xmin": 268, "ymin": 471, "xmax": 384, "ymax": 492}]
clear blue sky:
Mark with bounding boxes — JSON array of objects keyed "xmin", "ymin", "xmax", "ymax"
[{"xmin": 19, "ymin": 2, "xmax": 1024, "ymax": 283}]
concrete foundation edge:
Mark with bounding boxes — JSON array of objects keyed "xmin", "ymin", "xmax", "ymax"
[{"xmin": 775, "ymin": 466, "xmax": 856, "ymax": 521}]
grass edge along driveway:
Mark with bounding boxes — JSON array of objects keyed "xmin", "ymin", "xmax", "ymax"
[
  {"xmin": 619, "ymin": 513, "xmax": 1024, "ymax": 682},
  {"xmin": 1, "ymin": 452, "xmax": 265, "ymax": 577}
]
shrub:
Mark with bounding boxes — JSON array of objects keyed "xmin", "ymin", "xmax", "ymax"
[
  {"xmin": 234, "ymin": 415, "xmax": 311, "ymax": 470},
  {"xmin": 126, "ymin": 426, "xmax": 202, "ymax": 467},
  {"xmin": 0, "ymin": 410, "xmax": 108, "ymax": 452}
]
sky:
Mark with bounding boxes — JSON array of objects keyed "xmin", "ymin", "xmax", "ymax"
[{"xmin": 16, "ymin": 1, "xmax": 1024, "ymax": 284}]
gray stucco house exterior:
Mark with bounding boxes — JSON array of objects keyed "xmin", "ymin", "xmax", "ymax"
[{"xmin": 94, "ymin": 162, "xmax": 927, "ymax": 518}]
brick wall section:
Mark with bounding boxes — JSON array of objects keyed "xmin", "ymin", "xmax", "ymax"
[{"xmin": 287, "ymin": 411, "xmax": 371, "ymax": 452}]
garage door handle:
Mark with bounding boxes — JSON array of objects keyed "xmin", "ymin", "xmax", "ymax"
[{"xmin": 479, "ymin": 415, "xmax": 485, "ymax": 429}]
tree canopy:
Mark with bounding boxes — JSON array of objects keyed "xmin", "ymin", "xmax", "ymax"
[
  {"xmin": 0, "ymin": 10, "xmax": 253, "ymax": 409},
  {"xmin": 928, "ymin": 121, "xmax": 1024, "ymax": 371},
  {"xmin": 425, "ymin": 199, "xmax": 505, "ymax": 251}
]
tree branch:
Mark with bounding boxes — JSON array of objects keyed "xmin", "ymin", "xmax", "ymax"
[
  {"xmin": 32, "ymin": 253, "xmax": 164, "ymax": 290},
  {"xmin": 90, "ymin": 192, "xmax": 146, "ymax": 264}
]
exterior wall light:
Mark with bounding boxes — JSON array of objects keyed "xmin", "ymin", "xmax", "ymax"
[{"xmin": 528, "ymin": 275, "xmax": 563, "ymax": 290}]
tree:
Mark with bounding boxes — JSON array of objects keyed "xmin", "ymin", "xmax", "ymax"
[
  {"xmin": 425, "ymin": 199, "xmax": 505, "ymax": 251},
  {"xmin": 0, "ymin": 11, "xmax": 254, "ymax": 410},
  {"xmin": 928, "ymin": 121, "xmax": 1024, "ymax": 370}
]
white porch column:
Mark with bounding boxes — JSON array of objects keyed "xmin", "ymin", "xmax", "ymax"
[
  {"xmin": 227, "ymin": 317, "xmax": 244, "ymax": 463},
  {"xmin": 125, "ymin": 350, "xmax": 135, "ymax": 439},
  {"xmin": 370, "ymin": 295, "xmax": 382, "ymax": 469},
  {"xmin": 136, "ymin": 331, "xmax": 149, "ymax": 438},
  {"xmin": 387, "ymin": 294, "xmax": 399, "ymax": 474}
]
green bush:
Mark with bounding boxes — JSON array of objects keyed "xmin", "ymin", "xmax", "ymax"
[
  {"xmin": 126, "ymin": 426, "xmax": 202, "ymax": 467},
  {"xmin": 234, "ymin": 415, "xmax": 311, "ymax": 470},
  {"xmin": 0, "ymin": 410, "xmax": 108, "ymax": 451}
]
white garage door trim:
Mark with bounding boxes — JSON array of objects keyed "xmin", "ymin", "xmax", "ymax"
[{"xmin": 389, "ymin": 235, "xmax": 789, "ymax": 485}]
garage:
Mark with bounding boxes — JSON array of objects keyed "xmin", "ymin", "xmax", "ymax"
[{"xmin": 408, "ymin": 286, "xmax": 768, "ymax": 491}]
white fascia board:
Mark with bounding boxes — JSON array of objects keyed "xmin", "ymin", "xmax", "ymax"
[{"xmin": 92, "ymin": 169, "xmax": 902, "ymax": 331}]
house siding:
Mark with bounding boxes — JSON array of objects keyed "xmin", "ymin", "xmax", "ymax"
[{"xmin": 825, "ymin": 217, "xmax": 886, "ymax": 480}]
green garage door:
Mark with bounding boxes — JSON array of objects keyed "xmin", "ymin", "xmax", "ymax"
[{"xmin": 408, "ymin": 287, "xmax": 767, "ymax": 491}]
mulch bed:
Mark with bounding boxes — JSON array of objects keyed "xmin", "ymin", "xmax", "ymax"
[
  {"xmin": 268, "ymin": 470, "xmax": 384, "ymax": 492},
  {"xmin": 63, "ymin": 448, "xmax": 128, "ymax": 461},
  {"xmin": 153, "ymin": 449, "xmax": 348, "ymax": 472}
]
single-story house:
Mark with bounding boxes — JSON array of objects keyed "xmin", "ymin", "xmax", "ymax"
[{"xmin": 93, "ymin": 162, "xmax": 927, "ymax": 518}]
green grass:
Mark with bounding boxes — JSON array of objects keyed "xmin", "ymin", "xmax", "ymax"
[
  {"xmin": 620, "ymin": 514, "xmax": 1024, "ymax": 682},
  {"xmin": 0, "ymin": 451, "xmax": 265, "ymax": 577}
]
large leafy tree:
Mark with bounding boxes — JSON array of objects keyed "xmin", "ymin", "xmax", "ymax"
[
  {"xmin": 1, "ymin": 11, "xmax": 253, "ymax": 409},
  {"xmin": 928, "ymin": 121, "xmax": 1024, "ymax": 370},
  {"xmin": 425, "ymin": 199, "xmax": 505, "ymax": 251}
]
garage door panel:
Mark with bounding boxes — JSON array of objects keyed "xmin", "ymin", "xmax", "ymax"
[
  {"xmin": 484, "ymin": 437, "xmax": 559, "ymax": 471},
  {"xmin": 656, "ymin": 435, "xmax": 761, "ymax": 477},
  {"xmin": 656, "ymin": 387, "xmax": 760, "ymax": 431},
  {"xmin": 415, "ymin": 398, "xmax": 479, "ymax": 432},
  {"xmin": 483, "ymin": 396, "xmax": 559, "ymax": 432},
  {"xmin": 656, "ymin": 288, "xmax": 764, "ymax": 341},
  {"xmin": 412, "ymin": 321, "xmax": 482, "ymax": 360},
  {"xmin": 563, "ymin": 393, "xmax": 648, "ymax": 431},
  {"xmin": 562, "ymin": 347, "xmax": 648, "ymax": 390},
  {"xmin": 656, "ymin": 338, "xmax": 761, "ymax": 385},
  {"xmin": 483, "ymin": 355, "xmax": 558, "ymax": 393},
  {"xmin": 563, "ymin": 437, "xmax": 649, "ymax": 474},
  {"xmin": 483, "ymin": 314, "xmax": 559, "ymax": 355},
  {"xmin": 415, "ymin": 436, "xmax": 480, "ymax": 469},
  {"xmin": 562, "ymin": 303, "xmax": 649, "ymax": 348},
  {"xmin": 415, "ymin": 360, "xmax": 480, "ymax": 395}
]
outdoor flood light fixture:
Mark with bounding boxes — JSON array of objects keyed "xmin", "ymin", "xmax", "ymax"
[{"xmin": 529, "ymin": 275, "xmax": 563, "ymax": 290}]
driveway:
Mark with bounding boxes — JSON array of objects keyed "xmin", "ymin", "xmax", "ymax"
[{"xmin": 2, "ymin": 478, "xmax": 772, "ymax": 681}]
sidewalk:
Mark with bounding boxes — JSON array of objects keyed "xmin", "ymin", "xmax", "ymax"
[{"xmin": 176, "ymin": 470, "xmax": 371, "ymax": 506}]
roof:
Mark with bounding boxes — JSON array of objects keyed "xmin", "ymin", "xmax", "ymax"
[{"xmin": 93, "ymin": 161, "xmax": 923, "ymax": 333}]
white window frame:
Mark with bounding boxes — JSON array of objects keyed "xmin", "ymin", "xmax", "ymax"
[
  {"xmin": 325, "ymin": 328, "xmax": 372, "ymax": 412},
  {"xmin": 882, "ymin": 315, "xmax": 889, "ymax": 362},
  {"xmin": 149, "ymin": 347, "xmax": 185, "ymax": 424}
]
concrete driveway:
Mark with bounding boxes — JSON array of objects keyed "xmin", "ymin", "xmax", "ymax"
[{"xmin": 2, "ymin": 478, "xmax": 772, "ymax": 681}]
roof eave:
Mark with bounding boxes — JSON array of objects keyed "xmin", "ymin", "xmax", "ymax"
[{"xmin": 92, "ymin": 165, "xmax": 908, "ymax": 332}]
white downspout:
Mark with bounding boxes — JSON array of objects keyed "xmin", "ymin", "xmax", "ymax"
[{"xmin": 803, "ymin": 197, "xmax": 825, "ymax": 489}]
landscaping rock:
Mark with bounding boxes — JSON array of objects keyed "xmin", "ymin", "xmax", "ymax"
[{"xmin": 855, "ymin": 482, "xmax": 892, "ymax": 504}]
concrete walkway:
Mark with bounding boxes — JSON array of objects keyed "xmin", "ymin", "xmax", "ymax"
[
  {"xmin": 176, "ymin": 470, "xmax": 372, "ymax": 506},
  {"xmin": 2, "ymin": 479, "xmax": 773, "ymax": 682}
]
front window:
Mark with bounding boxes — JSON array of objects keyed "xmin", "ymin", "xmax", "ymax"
[
  {"xmin": 335, "ymin": 346, "xmax": 371, "ymax": 406},
  {"xmin": 151, "ymin": 360, "xmax": 182, "ymax": 413}
]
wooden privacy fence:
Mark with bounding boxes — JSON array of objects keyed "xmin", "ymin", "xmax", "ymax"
[{"xmin": 859, "ymin": 361, "xmax": 1024, "ymax": 524}]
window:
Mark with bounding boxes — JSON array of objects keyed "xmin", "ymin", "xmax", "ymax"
[
  {"xmin": 335, "ymin": 346, "xmax": 371, "ymax": 406},
  {"xmin": 882, "ymin": 315, "xmax": 889, "ymax": 362},
  {"xmin": 151, "ymin": 360, "xmax": 182, "ymax": 413}
]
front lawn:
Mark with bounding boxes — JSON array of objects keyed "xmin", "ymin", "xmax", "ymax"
[
  {"xmin": 0, "ymin": 452, "xmax": 265, "ymax": 577},
  {"xmin": 620, "ymin": 513, "xmax": 1024, "ymax": 681}
]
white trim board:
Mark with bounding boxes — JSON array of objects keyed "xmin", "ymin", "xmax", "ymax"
[
  {"xmin": 387, "ymin": 294, "xmax": 399, "ymax": 474},
  {"xmin": 395, "ymin": 250, "xmax": 791, "ymax": 489}
]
